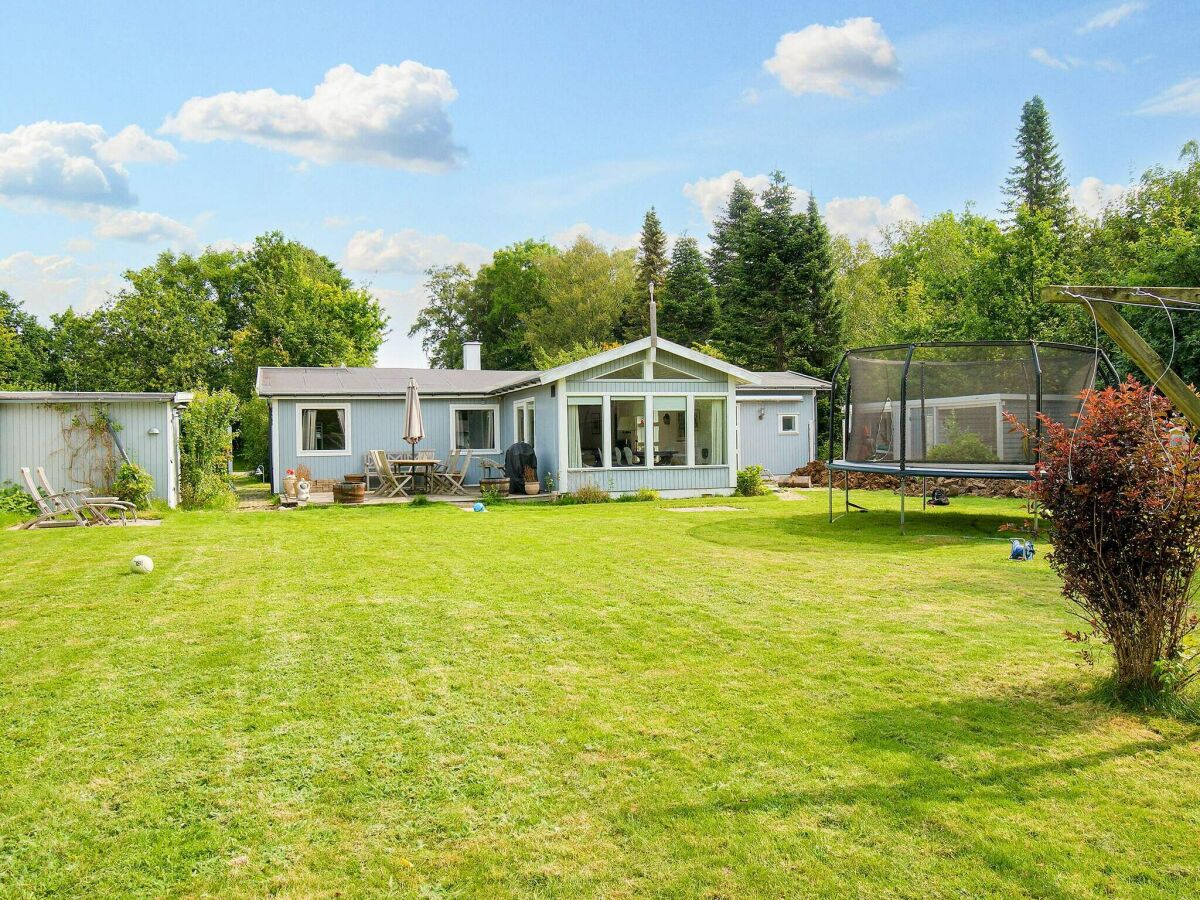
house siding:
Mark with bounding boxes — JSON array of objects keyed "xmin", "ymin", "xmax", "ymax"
[
  {"xmin": 737, "ymin": 394, "xmax": 816, "ymax": 476},
  {"xmin": 562, "ymin": 466, "xmax": 732, "ymax": 495},
  {"xmin": 0, "ymin": 399, "xmax": 179, "ymax": 505}
]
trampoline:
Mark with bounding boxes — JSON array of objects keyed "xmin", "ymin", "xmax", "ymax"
[{"xmin": 826, "ymin": 341, "xmax": 1111, "ymax": 528}]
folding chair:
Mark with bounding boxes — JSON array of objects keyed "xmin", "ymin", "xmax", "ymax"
[
  {"xmin": 371, "ymin": 450, "xmax": 411, "ymax": 498},
  {"xmin": 440, "ymin": 448, "xmax": 472, "ymax": 496}
]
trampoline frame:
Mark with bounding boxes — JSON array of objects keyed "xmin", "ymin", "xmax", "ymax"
[{"xmin": 825, "ymin": 340, "xmax": 1116, "ymax": 530}]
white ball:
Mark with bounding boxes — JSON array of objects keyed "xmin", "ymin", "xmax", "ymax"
[{"xmin": 131, "ymin": 555, "xmax": 154, "ymax": 574}]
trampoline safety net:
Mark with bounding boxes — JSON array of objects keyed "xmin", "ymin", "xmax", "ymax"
[{"xmin": 839, "ymin": 342, "xmax": 1098, "ymax": 470}]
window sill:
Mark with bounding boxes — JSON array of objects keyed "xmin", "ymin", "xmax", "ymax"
[{"xmin": 297, "ymin": 450, "xmax": 352, "ymax": 457}]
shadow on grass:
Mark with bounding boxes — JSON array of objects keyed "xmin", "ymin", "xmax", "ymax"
[
  {"xmin": 687, "ymin": 507, "xmax": 1031, "ymax": 553},
  {"xmin": 644, "ymin": 682, "xmax": 1200, "ymax": 890}
]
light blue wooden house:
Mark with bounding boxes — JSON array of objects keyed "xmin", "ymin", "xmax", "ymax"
[
  {"xmin": 257, "ymin": 337, "xmax": 828, "ymax": 497},
  {"xmin": 0, "ymin": 391, "xmax": 192, "ymax": 507}
]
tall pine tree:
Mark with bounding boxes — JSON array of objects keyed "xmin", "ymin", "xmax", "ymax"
[
  {"xmin": 659, "ymin": 236, "xmax": 717, "ymax": 345},
  {"xmin": 708, "ymin": 180, "xmax": 759, "ymax": 360},
  {"xmin": 1003, "ymin": 96, "xmax": 1070, "ymax": 228},
  {"xmin": 799, "ymin": 194, "xmax": 842, "ymax": 376},
  {"xmin": 619, "ymin": 207, "xmax": 669, "ymax": 340}
]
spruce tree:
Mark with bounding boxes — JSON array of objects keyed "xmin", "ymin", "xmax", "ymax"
[
  {"xmin": 659, "ymin": 236, "xmax": 717, "ymax": 345},
  {"xmin": 619, "ymin": 207, "xmax": 669, "ymax": 340},
  {"xmin": 707, "ymin": 180, "xmax": 759, "ymax": 363},
  {"xmin": 1003, "ymin": 95, "xmax": 1070, "ymax": 228},
  {"xmin": 799, "ymin": 194, "xmax": 842, "ymax": 376}
]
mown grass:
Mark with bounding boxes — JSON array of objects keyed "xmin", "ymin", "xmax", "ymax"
[{"xmin": 1, "ymin": 492, "xmax": 1198, "ymax": 897}]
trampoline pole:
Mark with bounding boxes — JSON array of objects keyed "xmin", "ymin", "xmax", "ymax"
[
  {"xmin": 828, "ymin": 467, "xmax": 833, "ymax": 523},
  {"xmin": 900, "ymin": 476, "xmax": 906, "ymax": 533},
  {"xmin": 922, "ymin": 476, "xmax": 927, "ymax": 510}
]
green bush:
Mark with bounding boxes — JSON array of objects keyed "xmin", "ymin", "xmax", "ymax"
[
  {"xmin": 408, "ymin": 494, "xmax": 431, "ymax": 507},
  {"xmin": 239, "ymin": 396, "xmax": 270, "ymax": 470},
  {"xmin": 615, "ymin": 487, "xmax": 659, "ymax": 503},
  {"xmin": 180, "ymin": 390, "xmax": 240, "ymax": 509},
  {"xmin": 112, "ymin": 462, "xmax": 154, "ymax": 509},
  {"xmin": 0, "ymin": 481, "xmax": 38, "ymax": 516},
  {"xmin": 572, "ymin": 484, "xmax": 610, "ymax": 504},
  {"xmin": 735, "ymin": 465, "xmax": 770, "ymax": 497},
  {"xmin": 926, "ymin": 415, "xmax": 998, "ymax": 463}
]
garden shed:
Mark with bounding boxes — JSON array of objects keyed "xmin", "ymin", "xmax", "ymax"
[{"xmin": 0, "ymin": 392, "xmax": 193, "ymax": 508}]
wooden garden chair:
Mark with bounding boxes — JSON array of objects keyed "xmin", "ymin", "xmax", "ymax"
[
  {"xmin": 17, "ymin": 467, "xmax": 90, "ymax": 529},
  {"xmin": 439, "ymin": 448, "xmax": 472, "ymax": 495},
  {"xmin": 36, "ymin": 467, "xmax": 136, "ymax": 524},
  {"xmin": 370, "ymin": 450, "xmax": 411, "ymax": 498}
]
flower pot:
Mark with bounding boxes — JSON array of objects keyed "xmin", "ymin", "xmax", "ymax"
[
  {"xmin": 524, "ymin": 482, "xmax": 541, "ymax": 496},
  {"xmin": 282, "ymin": 475, "xmax": 297, "ymax": 498}
]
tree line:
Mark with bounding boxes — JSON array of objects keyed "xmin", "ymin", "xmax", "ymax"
[
  {"xmin": 0, "ymin": 232, "xmax": 387, "ymax": 400},
  {"xmin": 409, "ymin": 173, "xmax": 842, "ymax": 377},
  {"xmin": 3, "ymin": 95, "xmax": 1199, "ymax": 399}
]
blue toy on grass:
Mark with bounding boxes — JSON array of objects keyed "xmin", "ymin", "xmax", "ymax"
[
  {"xmin": 1009, "ymin": 539, "xmax": 1035, "ymax": 561},
  {"xmin": 473, "ymin": 501, "xmax": 486, "ymax": 512}
]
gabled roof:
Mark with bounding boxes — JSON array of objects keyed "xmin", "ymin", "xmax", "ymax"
[
  {"xmin": 256, "ymin": 366, "xmax": 537, "ymax": 397},
  {"xmin": 737, "ymin": 371, "xmax": 831, "ymax": 392},
  {"xmin": 534, "ymin": 337, "xmax": 761, "ymax": 385}
]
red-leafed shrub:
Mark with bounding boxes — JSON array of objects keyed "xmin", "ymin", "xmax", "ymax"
[{"xmin": 1022, "ymin": 378, "xmax": 1200, "ymax": 698}]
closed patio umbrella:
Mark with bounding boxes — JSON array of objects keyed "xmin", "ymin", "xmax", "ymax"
[{"xmin": 404, "ymin": 377, "xmax": 424, "ymax": 459}]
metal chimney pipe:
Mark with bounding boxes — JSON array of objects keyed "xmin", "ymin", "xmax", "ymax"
[
  {"xmin": 462, "ymin": 341, "xmax": 482, "ymax": 370},
  {"xmin": 649, "ymin": 281, "xmax": 657, "ymax": 364}
]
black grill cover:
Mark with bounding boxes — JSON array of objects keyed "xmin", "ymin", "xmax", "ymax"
[{"xmin": 504, "ymin": 442, "xmax": 537, "ymax": 493}]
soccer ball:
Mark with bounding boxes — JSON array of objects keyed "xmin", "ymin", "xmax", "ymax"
[
  {"xmin": 131, "ymin": 555, "xmax": 154, "ymax": 574},
  {"xmin": 472, "ymin": 502, "xmax": 486, "ymax": 512}
]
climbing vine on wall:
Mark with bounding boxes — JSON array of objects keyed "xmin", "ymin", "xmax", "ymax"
[{"xmin": 41, "ymin": 403, "xmax": 122, "ymax": 491}]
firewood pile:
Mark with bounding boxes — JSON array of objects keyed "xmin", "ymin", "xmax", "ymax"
[{"xmin": 792, "ymin": 460, "xmax": 1029, "ymax": 499}]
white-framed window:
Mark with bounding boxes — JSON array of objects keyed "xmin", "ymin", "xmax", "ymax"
[
  {"xmin": 652, "ymin": 396, "xmax": 687, "ymax": 466},
  {"xmin": 611, "ymin": 396, "xmax": 647, "ymax": 467},
  {"xmin": 514, "ymin": 399, "xmax": 536, "ymax": 446},
  {"xmin": 452, "ymin": 405, "xmax": 498, "ymax": 452},
  {"xmin": 651, "ymin": 361, "xmax": 700, "ymax": 380},
  {"xmin": 567, "ymin": 397, "xmax": 603, "ymax": 468},
  {"xmin": 694, "ymin": 397, "xmax": 727, "ymax": 465},
  {"xmin": 779, "ymin": 413, "xmax": 799, "ymax": 435},
  {"xmin": 297, "ymin": 404, "xmax": 351, "ymax": 456}
]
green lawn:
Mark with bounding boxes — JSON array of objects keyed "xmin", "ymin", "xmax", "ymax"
[{"xmin": 1, "ymin": 493, "xmax": 1197, "ymax": 898}]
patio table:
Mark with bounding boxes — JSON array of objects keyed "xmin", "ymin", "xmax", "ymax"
[{"xmin": 388, "ymin": 457, "xmax": 441, "ymax": 494}]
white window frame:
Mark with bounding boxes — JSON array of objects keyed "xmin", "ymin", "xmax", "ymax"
[
  {"xmin": 451, "ymin": 404, "xmax": 499, "ymax": 453},
  {"xmin": 778, "ymin": 413, "xmax": 800, "ymax": 435},
  {"xmin": 693, "ymin": 394, "xmax": 730, "ymax": 467},
  {"xmin": 513, "ymin": 399, "xmax": 535, "ymax": 446},
  {"xmin": 296, "ymin": 403, "xmax": 352, "ymax": 457}
]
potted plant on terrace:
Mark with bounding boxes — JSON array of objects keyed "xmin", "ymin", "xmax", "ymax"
[{"xmin": 523, "ymin": 465, "xmax": 540, "ymax": 496}]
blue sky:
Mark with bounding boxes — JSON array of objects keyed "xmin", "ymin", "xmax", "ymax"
[{"xmin": 1, "ymin": 0, "xmax": 1197, "ymax": 364}]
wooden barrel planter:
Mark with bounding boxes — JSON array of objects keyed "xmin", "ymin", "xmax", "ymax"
[
  {"xmin": 333, "ymin": 481, "xmax": 366, "ymax": 504},
  {"xmin": 343, "ymin": 473, "xmax": 365, "ymax": 484},
  {"xmin": 479, "ymin": 477, "xmax": 509, "ymax": 496}
]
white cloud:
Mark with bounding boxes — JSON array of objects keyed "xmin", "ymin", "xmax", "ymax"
[
  {"xmin": 0, "ymin": 251, "xmax": 116, "ymax": 318},
  {"xmin": 90, "ymin": 209, "xmax": 196, "ymax": 246},
  {"xmin": 682, "ymin": 170, "xmax": 775, "ymax": 224},
  {"xmin": 1138, "ymin": 78, "xmax": 1200, "ymax": 116},
  {"xmin": 95, "ymin": 125, "xmax": 179, "ymax": 164},
  {"xmin": 1030, "ymin": 48, "xmax": 1070, "ymax": 70},
  {"xmin": 324, "ymin": 215, "xmax": 351, "ymax": 229},
  {"xmin": 162, "ymin": 62, "xmax": 463, "ymax": 171},
  {"xmin": 344, "ymin": 228, "xmax": 490, "ymax": 273},
  {"xmin": 764, "ymin": 17, "xmax": 900, "ymax": 98},
  {"xmin": 1030, "ymin": 48, "xmax": 1124, "ymax": 72},
  {"xmin": 65, "ymin": 237, "xmax": 95, "ymax": 254},
  {"xmin": 740, "ymin": 88, "xmax": 762, "ymax": 105},
  {"xmin": 0, "ymin": 121, "xmax": 136, "ymax": 207},
  {"xmin": 1070, "ymin": 176, "xmax": 1127, "ymax": 217},
  {"xmin": 550, "ymin": 222, "xmax": 640, "ymax": 251},
  {"xmin": 1078, "ymin": 2, "xmax": 1145, "ymax": 33},
  {"xmin": 823, "ymin": 194, "xmax": 920, "ymax": 244}
]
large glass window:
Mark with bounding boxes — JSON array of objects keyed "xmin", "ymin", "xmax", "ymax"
[
  {"xmin": 694, "ymin": 398, "xmax": 726, "ymax": 465},
  {"xmin": 568, "ymin": 398, "xmax": 603, "ymax": 468},
  {"xmin": 300, "ymin": 406, "xmax": 348, "ymax": 453},
  {"xmin": 611, "ymin": 398, "xmax": 646, "ymax": 466},
  {"xmin": 453, "ymin": 407, "xmax": 496, "ymax": 452},
  {"xmin": 652, "ymin": 396, "xmax": 687, "ymax": 466}
]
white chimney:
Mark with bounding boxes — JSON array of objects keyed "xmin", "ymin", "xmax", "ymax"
[{"xmin": 463, "ymin": 341, "xmax": 482, "ymax": 370}]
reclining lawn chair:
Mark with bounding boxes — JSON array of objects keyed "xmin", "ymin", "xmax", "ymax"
[
  {"xmin": 35, "ymin": 467, "xmax": 137, "ymax": 524},
  {"xmin": 17, "ymin": 467, "xmax": 95, "ymax": 529}
]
